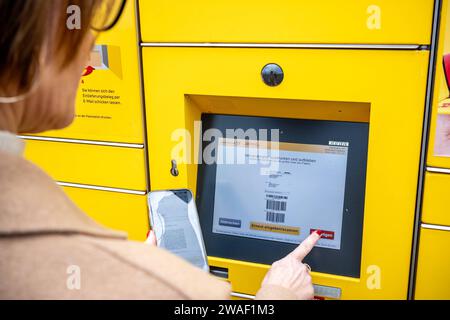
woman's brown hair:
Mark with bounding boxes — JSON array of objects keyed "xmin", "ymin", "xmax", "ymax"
[{"xmin": 0, "ymin": 0, "xmax": 103, "ymax": 96}]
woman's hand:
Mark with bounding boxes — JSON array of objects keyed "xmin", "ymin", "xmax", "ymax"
[
  {"xmin": 260, "ymin": 231, "xmax": 321, "ymax": 300},
  {"xmin": 147, "ymin": 227, "xmax": 321, "ymax": 299}
]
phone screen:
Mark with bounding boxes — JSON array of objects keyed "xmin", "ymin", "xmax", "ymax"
[{"xmin": 147, "ymin": 189, "xmax": 209, "ymax": 272}]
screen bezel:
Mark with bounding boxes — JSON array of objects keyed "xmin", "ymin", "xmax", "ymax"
[{"xmin": 196, "ymin": 114, "xmax": 369, "ymax": 278}]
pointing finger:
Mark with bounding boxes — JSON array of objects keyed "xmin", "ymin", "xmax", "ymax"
[{"xmin": 289, "ymin": 231, "xmax": 321, "ymax": 261}]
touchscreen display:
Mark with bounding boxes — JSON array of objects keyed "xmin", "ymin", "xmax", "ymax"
[
  {"xmin": 197, "ymin": 113, "xmax": 368, "ymax": 277},
  {"xmin": 212, "ymin": 138, "xmax": 348, "ymax": 250}
]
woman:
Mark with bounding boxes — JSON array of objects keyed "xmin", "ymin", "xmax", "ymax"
[{"xmin": 0, "ymin": 0, "xmax": 320, "ymax": 299}]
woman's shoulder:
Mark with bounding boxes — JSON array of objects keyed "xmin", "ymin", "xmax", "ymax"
[
  {"xmin": 0, "ymin": 152, "xmax": 231, "ymax": 299},
  {"xmin": 0, "ymin": 150, "xmax": 70, "ymax": 217},
  {"xmin": 0, "ymin": 151, "xmax": 120, "ymax": 237},
  {"xmin": 0, "ymin": 232, "xmax": 231, "ymax": 299},
  {"xmin": 83, "ymin": 236, "xmax": 232, "ymax": 299},
  {"xmin": 0, "ymin": 150, "xmax": 55, "ymax": 191}
]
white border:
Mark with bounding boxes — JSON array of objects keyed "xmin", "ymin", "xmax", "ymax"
[
  {"xmin": 141, "ymin": 43, "xmax": 423, "ymax": 50},
  {"xmin": 421, "ymin": 223, "xmax": 450, "ymax": 232},
  {"xmin": 19, "ymin": 135, "xmax": 144, "ymax": 149},
  {"xmin": 57, "ymin": 181, "xmax": 146, "ymax": 195}
]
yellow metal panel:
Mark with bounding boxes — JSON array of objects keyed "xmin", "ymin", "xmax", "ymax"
[
  {"xmin": 422, "ymin": 172, "xmax": 450, "ymax": 226},
  {"xmin": 24, "ymin": 140, "xmax": 147, "ymax": 191},
  {"xmin": 139, "ymin": 0, "xmax": 433, "ymax": 44},
  {"xmin": 63, "ymin": 187, "xmax": 149, "ymax": 241},
  {"xmin": 35, "ymin": 0, "xmax": 144, "ymax": 143},
  {"xmin": 142, "ymin": 47, "xmax": 429, "ymax": 298},
  {"xmin": 188, "ymin": 95, "xmax": 370, "ymax": 123},
  {"xmin": 427, "ymin": 0, "xmax": 450, "ymax": 167},
  {"xmin": 414, "ymin": 228, "xmax": 450, "ymax": 299},
  {"xmin": 208, "ymin": 257, "xmax": 269, "ymax": 296}
]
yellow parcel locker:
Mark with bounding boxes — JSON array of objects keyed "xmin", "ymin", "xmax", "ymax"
[
  {"xmin": 139, "ymin": 0, "xmax": 434, "ymax": 45},
  {"xmin": 414, "ymin": 227, "xmax": 450, "ymax": 299},
  {"xmin": 422, "ymin": 172, "xmax": 450, "ymax": 226},
  {"xmin": 143, "ymin": 47, "xmax": 429, "ymax": 299},
  {"xmin": 63, "ymin": 186, "xmax": 149, "ymax": 241},
  {"xmin": 427, "ymin": 0, "xmax": 450, "ymax": 167},
  {"xmin": 414, "ymin": 0, "xmax": 450, "ymax": 301},
  {"xmin": 33, "ymin": 0, "xmax": 144, "ymax": 143},
  {"xmin": 24, "ymin": 139, "xmax": 147, "ymax": 191}
]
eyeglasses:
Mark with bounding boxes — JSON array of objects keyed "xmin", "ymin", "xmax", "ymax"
[{"xmin": 91, "ymin": 0, "xmax": 127, "ymax": 32}]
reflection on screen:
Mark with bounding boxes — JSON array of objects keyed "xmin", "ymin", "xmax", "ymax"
[{"xmin": 212, "ymin": 138, "xmax": 348, "ymax": 250}]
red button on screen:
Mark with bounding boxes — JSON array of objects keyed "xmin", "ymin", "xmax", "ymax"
[{"xmin": 310, "ymin": 229, "xmax": 335, "ymax": 240}]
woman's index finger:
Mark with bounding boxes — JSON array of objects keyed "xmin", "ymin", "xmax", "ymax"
[{"xmin": 289, "ymin": 231, "xmax": 321, "ymax": 261}]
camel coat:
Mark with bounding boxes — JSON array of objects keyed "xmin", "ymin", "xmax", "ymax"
[{"xmin": 0, "ymin": 134, "xmax": 295, "ymax": 300}]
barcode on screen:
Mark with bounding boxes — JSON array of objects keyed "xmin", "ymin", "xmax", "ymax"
[
  {"xmin": 266, "ymin": 199, "xmax": 287, "ymax": 211},
  {"xmin": 266, "ymin": 211, "xmax": 285, "ymax": 223}
]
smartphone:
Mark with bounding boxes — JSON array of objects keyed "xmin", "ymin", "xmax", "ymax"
[{"xmin": 147, "ymin": 189, "xmax": 209, "ymax": 272}]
